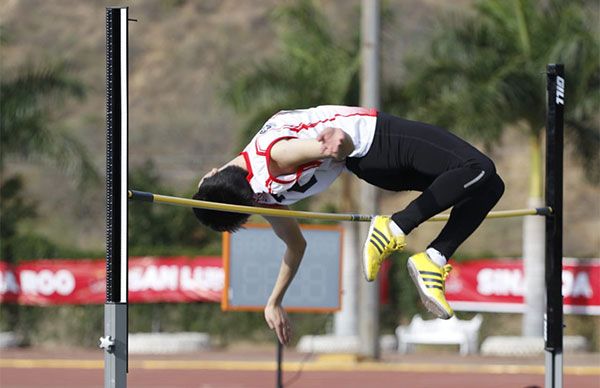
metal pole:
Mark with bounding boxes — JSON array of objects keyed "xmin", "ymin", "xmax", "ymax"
[
  {"xmin": 334, "ymin": 170, "xmax": 359, "ymax": 337},
  {"xmin": 334, "ymin": 219, "xmax": 360, "ymax": 336},
  {"xmin": 358, "ymin": 0, "xmax": 380, "ymax": 360},
  {"xmin": 101, "ymin": 7, "xmax": 129, "ymax": 388},
  {"xmin": 544, "ymin": 64, "xmax": 564, "ymax": 388},
  {"xmin": 276, "ymin": 340, "xmax": 283, "ymax": 388}
]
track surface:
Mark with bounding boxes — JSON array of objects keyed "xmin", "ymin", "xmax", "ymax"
[{"xmin": 1, "ymin": 347, "xmax": 599, "ymax": 388}]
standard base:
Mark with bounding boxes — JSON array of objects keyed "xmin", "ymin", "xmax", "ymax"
[
  {"xmin": 104, "ymin": 303, "xmax": 128, "ymax": 388},
  {"xmin": 545, "ymin": 349, "xmax": 563, "ymax": 388}
]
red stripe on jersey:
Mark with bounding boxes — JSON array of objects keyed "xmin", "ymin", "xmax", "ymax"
[
  {"xmin": 266, "ymin": 177, "xmax": 279, "ymax": 194},
  {"xmin": 255, "ymin": 140, "xmax": 267, "ymax": 156},
  {"xmin": 255, "ymin": 135, "xmax": 296, "ymax": 156},
  {"xmin": 266, "ymin": 177, "xmax": 273, "ymax": 193},
  {"xmin": 283, "ymin": 110, "xmax": 377, "ymax": 133},
  {"xmin": 264, "ymin": 136, "xmax": 297, "ymax": 185},
  {"xmin": 240, "ymin": 151, "xmax": 254, "ymax": 183}
]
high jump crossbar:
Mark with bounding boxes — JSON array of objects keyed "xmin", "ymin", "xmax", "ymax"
[{"xmin": 128, "ymin": 189, "xmax": 552, "ymax": 222}]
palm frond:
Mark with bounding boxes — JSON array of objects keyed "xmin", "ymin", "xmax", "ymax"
[
  {"xmin": 565, "ymin": 119, "xmax": 600, "ymax": 184},
  {"xmin": 399, "ymin": 0, "xmax": 599, "ymax": 182},
  {"xmin": 0, "ymin": 63, "xmax": 96, "ymax": 186},
  {"xmin": 222, "ymin": 0, "xmax": 361, "ymax": 149}
]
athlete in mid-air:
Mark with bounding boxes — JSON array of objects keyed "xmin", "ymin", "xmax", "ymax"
[{"xmin": 193, "ymin": 106, "xmax": 504, "ymax": 345}]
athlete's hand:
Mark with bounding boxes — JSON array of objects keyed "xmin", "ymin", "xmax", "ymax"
[
  {"xmin": 264, "ymin": 303, "xmax": 292, "ymax": 345},
  {"xmin": 317, "ymin": 127, "xmax": 352, "ymax": 160},
  {"xmin": 198, "ymin": 168, "xmax": 218, "ymax": 188}
]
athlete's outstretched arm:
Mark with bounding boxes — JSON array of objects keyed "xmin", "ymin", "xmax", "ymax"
[
  {"xmin": 270, "ymin": 127, "xmax": 355, "ymax": 174},
  {"xmin": 263, "ymin": 213, "xmax": 307, "ymax": 345}
]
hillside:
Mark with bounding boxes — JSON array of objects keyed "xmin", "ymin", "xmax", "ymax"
[{"xmin": 1, "ymin": 0, "xmax": 598, "ymax": 257}]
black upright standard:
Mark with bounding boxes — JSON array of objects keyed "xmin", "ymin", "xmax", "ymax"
[
  {"xmin": 545, "ymin": 63, "xmax": 564, "ymax": 388},
  {"xmin": 100, "ymin": 7, "xmax": 129, "ymax": 388}
]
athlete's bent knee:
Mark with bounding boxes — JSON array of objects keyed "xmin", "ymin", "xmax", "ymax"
[
  {"xmin": 476, "ymin": 156, "xmax": 497, "ymax": 177},
  {"xmin": 463, "ymin": 156, "xmax": 502, "ymax": 193},
  {"xmin": 463, "ymin": 159, "xmax": 494, "ymax": 188},
  {"xmin": 490, "ymin": 173, "xmax": 505, "ymax": 201}
]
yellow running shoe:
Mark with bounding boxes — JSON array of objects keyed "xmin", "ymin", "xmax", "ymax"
[
  {"xmin": 407, "ymin": 252, "xmax": 454, "ymax": 319},
  {"xmin": 363, "ymin": 216, "xmax": 406, "ymax": 282}
]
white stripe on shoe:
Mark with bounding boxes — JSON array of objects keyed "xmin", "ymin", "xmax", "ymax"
[{"xmin": 407, "ymin": 257, "xmax": 452, "ymax": 320}]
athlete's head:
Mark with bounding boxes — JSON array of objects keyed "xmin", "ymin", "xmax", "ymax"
[{"xmin": 192, "ymin": 165, "xmax": 254, "ymax": 232}]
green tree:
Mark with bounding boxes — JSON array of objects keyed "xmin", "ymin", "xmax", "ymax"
[
  {"xmin": 223, "ymin": 0, "xmax": 361, "ymax": 147},
  {"xmin": 0, "ymin": 64, "xmax": 96, "ymax": 183},
  {"xmin": 399, "ymin": 0, "xmax": 599, "ymax": 336},
  {"xmin": 0, "ymin": 176, "xmax": 37, "ymax": 261},
  {"xmin": 0, "ymin": 63, "xmax": 97, "ymax": 262},
  {"xmin": 0, "ymin": 44, "xmax": 97, "ymax": 333},
  {"xmin": 401, "ymin": 0, "xmax": 599, "ymax": 186}
]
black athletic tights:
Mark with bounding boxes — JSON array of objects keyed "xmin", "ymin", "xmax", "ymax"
[{"xmin": 346, "ymin": 112, "xmax": 505, "ymax": 258}]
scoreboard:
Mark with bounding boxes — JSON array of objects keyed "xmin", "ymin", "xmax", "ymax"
[{"xmin": 222, "ymin": 224, "xmax": 342, "ymax": 312}]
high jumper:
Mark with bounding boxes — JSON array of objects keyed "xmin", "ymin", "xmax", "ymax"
[{"xmin": 192, "ymin": 105, "xmax": 505, "ymax": 345}]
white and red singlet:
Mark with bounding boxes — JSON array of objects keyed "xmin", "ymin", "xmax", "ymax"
[{"xmin": 241, "ymin": 105, "xmax": 377, "ymax": 205}]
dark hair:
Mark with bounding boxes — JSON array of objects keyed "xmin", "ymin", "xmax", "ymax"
[{"xmin": 192, "ymin": 166, "xmax": 254, "ymax": 232}]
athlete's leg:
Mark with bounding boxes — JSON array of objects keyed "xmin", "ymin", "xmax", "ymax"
[
  {"xmin": 375, "ymin": 115, "xmax": 505, "ymax": 319},
  {"xmin": 390, "ymin": 156, "xmax": 502, "ymax": 237},
  {"xmin": 366, "ymin": 113, "xmax": 505, "ymax": 246},
  {"xmin": 348, "ymin": 113, "xmax": 505, "ymax": 318},
  {"xmin": 396, "ymin": 159, "xmax": 505, "ymax": 319},
  {"xmin": 401, "ymin": 168, "xmax": 504, "ymax": 320},
  {"xmin": 428, "ymin": 173, "xmax": 505, "ymax": 257}
]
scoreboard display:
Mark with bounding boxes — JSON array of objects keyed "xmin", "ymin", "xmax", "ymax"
[{"xmin": 222, "ymin": 224, "xmax": 342, "ymax": 312}]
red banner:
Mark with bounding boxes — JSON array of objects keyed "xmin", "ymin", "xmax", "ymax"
[
  {"xmin": 3, "ymin": 257, "xmax": 599, "ymax": 315},
  {"xmin": 446, "ymin": 258, "xmax": 600, "ymax": 315},
  {"xmin": 0, "ymin": 257, "xmax": 223, "ymax": 305}
]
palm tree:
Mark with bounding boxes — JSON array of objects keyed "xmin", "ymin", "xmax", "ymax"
[
  {"xmin": 222, "ymin": 0, "xmax": 361, "ymax": 148},
  {"xmin": 1, "ymin": 64, "xmax": 96, "ymax": 184},
  {"xmin": 1, "ymin": 62, "xmax": 97, "ymax": 261},
  {"xmin": 398, "ymin": 0, "xmax": 599, "ymax": 336},
  {"xmin": 0, "ymin": 57, "xmax": 95, "ymax": 333}
]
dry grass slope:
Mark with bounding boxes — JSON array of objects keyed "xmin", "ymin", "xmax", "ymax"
[{"xmin": 1, "ymin": 0, "xmax": 598, "ymax": 256}]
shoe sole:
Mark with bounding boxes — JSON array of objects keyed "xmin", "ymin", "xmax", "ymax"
[
  {"xmin": 407, "ymin": 257, "xmax": 452, "ymax": 320},
  {"xmin": 362, "ymin": 218, "xmax": 379, "ymax": 282}
]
